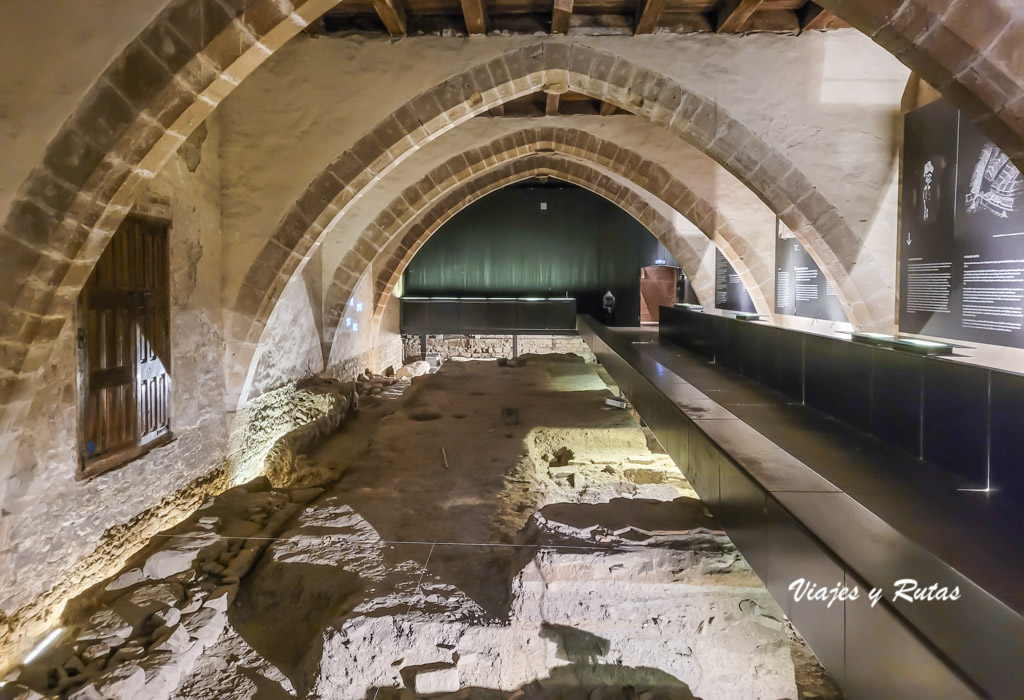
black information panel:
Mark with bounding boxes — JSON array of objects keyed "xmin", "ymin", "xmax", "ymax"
[
  {"xmin": 715, "ymin": 249, "xmax": 757, "ymax": 313},
  {"xmin": 775, "ymin": 220, "xmax": 847, "ymax": 322},
  {"xmin": 900, "ymin": 99, "xmax": 1024, "ymax": 348}
]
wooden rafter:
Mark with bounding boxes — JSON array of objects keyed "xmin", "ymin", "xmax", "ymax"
[
  {"xmin": 635, "ymin": 0, "xmax": 668, "ymax": 35},
  {"xmin": 717, "ymin": 0, "xmax": 765, "ymax": 34},
  {"xmin": 545, "ymin": 92, "xmax": 561, "ymax": 116},
  {"xmin": 371, "ymin": 0, "xmax": 407, "ymax": 37},
  {"xmin": 599, "ymin": 100, "xmax": 617, "ymax": 116},
  {"xmin": 460, "ymin": 0, "xmax": 489, "ymax": 34},
  {"xmin": 552, "ymin": 0, "xmax": 574, "ymax": 34},
  {"xmin": 321, "ymin": 1, "xmax": 851, "ymax": 37},
  {"xmin": 489, "ymin": 103, "xmax": 505, "ymax": 117},
  {"xmin": 802, "ymin": 2, "xmax": 845, "ymax": 31}
]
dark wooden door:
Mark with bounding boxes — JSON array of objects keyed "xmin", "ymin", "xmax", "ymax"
[{"xmin": 80, "ymin": 217, "xmax": 170, "ymax": 473}]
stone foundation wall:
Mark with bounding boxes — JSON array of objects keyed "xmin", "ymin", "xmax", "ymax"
[
  {"xmin": 402, "ymin": 334, "xmax": 595, "ymax": 363},
  {"xmin": 0, "ymin": 375, "xmax": 344, "ymax": 671},
  {"xmin": 324, "ymin": 334, "xmax": 404, "ymax": 382}
]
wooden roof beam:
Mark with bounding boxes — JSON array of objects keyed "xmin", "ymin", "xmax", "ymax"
[
  {"xmin": 599, "ymin": 100, "xmax": 617, "ymax": 116},
  {"xmin": 717, "ymin": 0, "xmax": 765, "ymax": 33},
  {"xmin": 801, "ymin": 2, "xmax": 845, "ymax": 31},
  {"xmin": 460, "ymin": 0, "xmax": 489, "ymax": 34},
  {"xmin": 635, "ymin": 0, "xmax": 668, "ymax": 35},
  {"xmin": 552, "ymin": 0, "xmax": 574, "ymax": 34},
  {"xmin": 372, "ymin": 0, "xmax": 408, "ymax": 37}
]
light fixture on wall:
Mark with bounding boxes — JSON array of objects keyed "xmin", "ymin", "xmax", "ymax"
[
  {"xmin": 655, "ymin": 258, "xmax": 666, "ymax": 265},
  {"xmin": 540, "ymin": 202, "xmax": 547, "ymax": 211}
]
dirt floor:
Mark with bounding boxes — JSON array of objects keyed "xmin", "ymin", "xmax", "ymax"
[{"xmin": 2, "ymin": 354, "xmax": 841, "ymax": 700}]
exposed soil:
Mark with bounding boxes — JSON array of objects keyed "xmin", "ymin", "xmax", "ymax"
[{"xmin": 2, "ymin": 355, "xmax": 840, "ymax": 700}]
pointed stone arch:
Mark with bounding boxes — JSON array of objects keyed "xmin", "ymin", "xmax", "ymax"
[
  {"xmin": 0, "ymin": 0, "xmax": 339, "ymax": 427},
  {"xmin": 2, "ymin": 0, "xmax": 1022, "ymax": 415},
  {"xmin": 231, "ymin": 42, "xmax": 888, "ymax": 405},
  {"xmin": 313, "ymin": 154, "xmax": 723, "ymax": 368},
  {"xmin": 357, "ymin": 156, "xmax": 721, "ymax": 347},
  {"xmin": 314, "ymin": 126, "xmax": 774, "ymax": 363}
]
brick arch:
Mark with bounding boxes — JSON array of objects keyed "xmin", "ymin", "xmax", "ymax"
[
  {"xmin": 234, "ymin": 42, "xmax": 888, "ymax": 404},
  {"xmin": 316, "ymin": 126, "xmax": 772, "ymax": 358},
  {"xmin": 358, "ymin": 156, "xmax": 725, "ymax": 347},
  {"xmin": 0, "ymin": 0, "xmax": 339, "ymax": 423}
]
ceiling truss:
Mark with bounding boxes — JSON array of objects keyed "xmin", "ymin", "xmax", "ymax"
[{"xmin": 322, "ymin": 0, "xmax": 849, "ymax": 37}]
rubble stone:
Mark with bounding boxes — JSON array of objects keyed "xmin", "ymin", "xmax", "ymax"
[{"xmin": 414, "ymin": 666, "xmax": 460, "ymax": 695}]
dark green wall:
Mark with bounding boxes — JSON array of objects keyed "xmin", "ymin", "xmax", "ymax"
[{"xmin": 402, "ymin": 182, "xmax": 677, "ymax": 325}]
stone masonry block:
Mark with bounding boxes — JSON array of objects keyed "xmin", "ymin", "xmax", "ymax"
[
  {"xmin": 109, "ymin": 40, "xmax": 176, "ymax": 112},
  {"xmin": 43, "ymin": 127, "xmax": 107, "ymax": 191},
  {"xmin": 200, "ymin": 0, "xmax": 236, "ymax": 47},
  {"xmin": 942, "ymin": 0, "xmax": 1011, "ymax": 54}
]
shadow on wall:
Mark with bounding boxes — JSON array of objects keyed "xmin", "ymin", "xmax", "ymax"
[{"xmin": 367, "ymin": 661, "xmax": 699, "ymax": 699}]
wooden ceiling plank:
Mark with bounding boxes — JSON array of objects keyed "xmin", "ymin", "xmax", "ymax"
[
  {"xmin": 635, "ymin": 0, "xmax": 669, "ymax": 35},
  {"xmin": 372, "ymin": 0, "xmax": 408, "ymax": 36},
  {"xmin": 546, "ymin": 91, "xmax": 561, "ymax": 116},
  {"xmin": 717, "ymin": 0, "xmax": 765, "ymax": 33},
  {"xmin": 552, "ymin": 0, "xmax": 574, "ymax": 34},
  {"xmin": 460, "ymin": 0, "xmax": 489, "ymax": 34}
]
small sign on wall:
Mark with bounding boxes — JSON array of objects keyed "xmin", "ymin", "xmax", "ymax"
[
  {"xmin": 714, "ymin": 249, "xmax": 757, "ymax": 313},
  {"xmin": 774, "ymin": 219, "xmax": 847, "ymax": 323},
  {"xmin": 900, "ymin": 99, "xmax": 1024, "ymax": 349}
]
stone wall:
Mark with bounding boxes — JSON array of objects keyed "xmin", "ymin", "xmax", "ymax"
[
  {"xmin": 0, "ymin": 113, "xmax": 383, "ymax": 669},
  {"xmin": 0, "ymin": 122, "xmax": 229, "ymax": 663},
  {"xmin": 0, "ymin": 374, "xmax": 350, "ymax": 671},
  {"xmin": 403, "ymin": 334, "xmax": 596, "ymax": 363},
  {"xmin": 323, "ymin": 336, "xmax": 404, "ymax": 382}
]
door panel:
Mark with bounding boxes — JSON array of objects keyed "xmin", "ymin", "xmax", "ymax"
[{"xmin": 80, "ymin": 217, "xmax": 170, "ymax": 471}]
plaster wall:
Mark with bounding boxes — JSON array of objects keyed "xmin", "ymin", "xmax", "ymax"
[
  {"xmin": 217, "ymin": 35, "xmax": 538, "ymax": 309},
  {"xmin": 0, "ymin": 0, "xmax": 169, "ymax": 224},
  {"xmin": 326, "ymin": 268, "xmax": 377, "ymax": 368},
  {"xmin": 321, "ymin": 267, "xmax": 403, "ymax": 380},
  {"xmin": 246, "ymin": 273, "xmax": 325, "ymax": 401},
  {"xmin": 0, "ymin": 119, "xmax": 226, "ymax": 639},
  {"xmin": 584, "ymin": 30, "xmax": 907, "ymax": 254}
]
